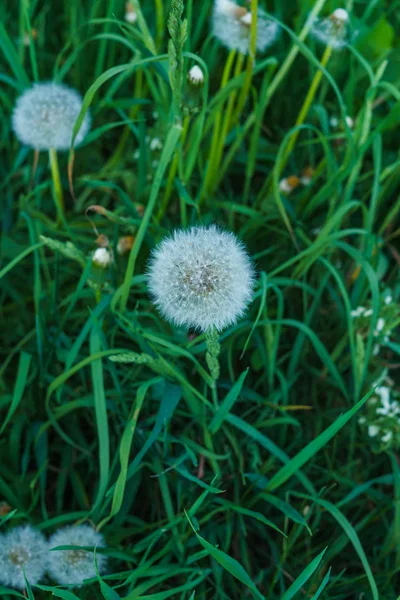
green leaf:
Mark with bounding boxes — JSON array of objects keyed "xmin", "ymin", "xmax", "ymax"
[
  {"xmin": 281, "ymin": 548, "xmax": 327, "ymax": 600},
  {"xmin": 99, "ymin": 378, "xmax": 161, "ymax": 527},
  {"xmin": 89, "ymin": 323, "xmax": 110, "ymax": 517},
  {"xmin": 297, "ymin": 496, "xmax": 379, "ymax": 600},
  {"xmin": 265, "ymin": 384, "xmax": 379, "ymax": 492},
  {"xmin": 209, "ymin": 368, "xmax": 248, "ymax": 434},
  {"xmin": 310, "ymin": 567, "xmax": 331, "ymax": 599},
  {"xmin": 0, "ymin": 242, "xmax": 44, "ymax": 281},
  {"xmin": 34, "ymin": 585, "xmax": 81, "ymax": 599},
  {"xmin": 226, "ymin": 414, "xmax": 315, "ymax": 495},
  {"xmin": 0, "ymin": 351, "xmax": 32, "ymax": 436},
  {"xmin": 185, "ymin": 512, "xmax": 264, "ymax": 600},
  {"xmin": 0, "ymin": 24, "xmax": 30, "ymax": 87}
]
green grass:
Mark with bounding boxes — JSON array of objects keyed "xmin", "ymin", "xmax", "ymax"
[{"xmin": 1, "ymin": 0, "xmax": 400, "ymax": 598}]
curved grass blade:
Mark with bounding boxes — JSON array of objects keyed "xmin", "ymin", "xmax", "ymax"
[
  {"xmin": 281, "ymin": 547, "xmax": 327, "ymax": 600},
  {"xmin": 265, "ymin": 384, "xmax": 380, "ymax": 492},
  {"xmin": 185, "ymin": 511, "xmax": 264, "ymax": 600}
]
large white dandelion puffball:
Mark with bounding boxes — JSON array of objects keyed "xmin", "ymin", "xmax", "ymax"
[
  {"xmin": 48, "ymin": 525, "xmax": 107, "ymax": 587},
  {"xmin": 148, "ymin": 225, "xmax": 255, "ymax": 332},
  {"xmin": 12, "ymin": 82, "xmax": 90, "ymax": 151},
  {"xmin": 212, "ymin": 0, "xmax": 279, "ymax": 55},
  {"xmin": 0, "ymin": 525, "xmax": 48, "ymax": 590}
]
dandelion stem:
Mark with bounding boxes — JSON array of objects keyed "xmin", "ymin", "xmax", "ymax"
[
  {"xmin": 281, "ymin": 43, "xmax": 333, "ymax": 169},
  {"xmin": 156, "ymin": 114, "xmax": 190, "ymax": 223},
  {"xmin": 209, "ymin": 53, "xmax": 244, "ymax": 194},
  {"xmin": 103, "ymin": 70, "xmax": 144, "ymax": 173},
  {"xmin": 231, "ymin": 0, "xmax": 258, "ymax": 120},
  {"xmin": 29, "ymin": 149, "xmax": 39, "ymax": 190},
  {"xmin": 202, "ymin": 48, "xmax": 236, "ymax": 200},
  {"xmin": 49, "ymin": 147, "xmax": 65, "ymax": 224},
  {"xmin": 155, "ymin": 0, "xmax": 164, "ymax": 50}
]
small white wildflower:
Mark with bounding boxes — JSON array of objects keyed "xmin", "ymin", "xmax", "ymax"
[
  {"xmin": 368, "ymin": 425, "xmax": 379, "ymax": 438},
  {"xmin": 0, "ymin": 526, "xmax": 48, "ymax": 590},
  {"xmin": 311, "ymin": 9, "xmax": 352, "ymax": 49},
  {"xmin": 148, "ymin": 225, "xmax": 255, "ymax": 331},
  {"xmin": 92, "ymin": 248, "xmax": 113, "ymax": 268},
  {"xmin": 150, "ymin": 137, "xmax": 162, "ymax": 151},
  {"xmin": 373, "ymin": 344, "xmax": 380, "ymax": 356},
  {"xmin": 12, "ymin": 83, "xmax": 90, "ymax": 151},
  {"xmin": 188, "ymin": 65, "xmax": 205, "ymax": 86},
  {"xmin": 358, "ymin": 416, "xmax": 366, "ymax": 425},
  {"xmin": 382, "ymin": 431, "xmax": 393, "ymax": 444},
  {"xmin": 383, "ymin": 334, "xmax": 390, "ymax": 344},
  {"xmin": 48, "ymin": 525, "xmax": 107, "ymax": 587},
  {"xmin": 345, "ymin": 116, "xmax": 354, "ymax": 128},
  {"xmin": 330, "ymin": 116, "xmax": 339, "ymax": 128},
  {"xmin": 332, "ymin": 8, "xmax": 350, "ymax": 23},
  {"xmin": 212, "ymin": 0, "xmax": 279, "ymax": 55},
  {"xmin": 125, "ymin": 11, "xmax": 137, "ymax": 23},
  {"xmin": 363, "ymin": 309, "xmax": 373, "ymax": 317},
  {"xmin": 279, "ymin": 176, "xmax": 300, "ymax": 195},
  {"xmin": 302, "ymin": 169, "xmax": 313, "ymax": 186},
  {"xmin": 350, "ymin": 306, "xmax": 366, "ymax": 318},
  {"xmin": 375, "ymin": 386, "xmax": 390, "ymax": 408},
  {"xmin": 385, "ymin": 294, "xmax": 393, "ymax": 305},
  {"xmin": 125, "ymin": 1, "xmax": 137, "ymax": 23},
  {"xmin": 374, "ymin": 318, "xmax": 385, "ymax": 336}
]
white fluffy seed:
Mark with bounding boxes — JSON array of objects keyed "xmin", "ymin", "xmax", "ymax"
[
  {"xmin": 12, "ymin": 83, "xmax": 90, "ymax": 151},
  {"xmin": 148, "ymin": 225, "xmax": 255, "ymax": 331},
  {"xmin": 212, "ymin": 0, "xmax": 279, "ymax": 55},
  {"xmin": 0, "ymin": 525, "xmax": 48, "ymax": 590},
  {"xmin": 48, "ymin": 525, "xmax": 107, "ymax": 587}
]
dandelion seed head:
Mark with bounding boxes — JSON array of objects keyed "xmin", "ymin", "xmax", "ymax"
[
  {"xmin": 212, "ymin": 0, "xmax": 279, "ymax": 55},
  {"xmin": 148, "ymin": 225, "xmax": 255, "ymax": 331},
  {"xmin": 0, "ymin": 525, "xmax": 48, "ymax": 590},
  {"xmin": 12, "ymin": 83, "xmax": 90, "ymax": 151},
  {"xmin": 48, "ymin": 525, "xmax": 107, "ymax": 587},
  {"xmin": 311, "ymin": 10, "xmax": 353, "ymax": 50}
]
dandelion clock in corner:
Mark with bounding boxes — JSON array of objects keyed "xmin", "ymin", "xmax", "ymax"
[{"xmin": 0, "ymin": 525, "xmax": 48, "ymax": 590}]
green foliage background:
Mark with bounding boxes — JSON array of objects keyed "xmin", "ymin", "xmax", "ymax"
[{"xmin": 1, "ymin": 0, "xmax": 400, "ymax": 598}]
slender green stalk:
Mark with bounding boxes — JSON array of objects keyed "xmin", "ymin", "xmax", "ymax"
[
  {"xmin": 231, "ymin": 0, "xmax": 258, "ymax": 121},
  {"xmin": 245, "ymin": 0, "xmax": 328, "ymax": 191},
  {"xmin": 156, "ymin": 114, "xmax": 190, "ymax": 223},
  {"xmin": 280, "ymin": 44, "xmax": 333, "ymax": 171},
  {"xmin": 208, "ymin": 53, "xmax": 245, "ymax": 194},
  {"xmin": 154, "ymin": 0, "xmax": 164, "ymax": 50},
  {"xmin": 256, "ymin": 43, "xmax": 332, "ymax": 205},
  {"xmin": 202, "ymin": 48, "xmax": 236, "ymax": 200},
  {"xmin": 49, "ymin": 147, "xmax": 65, "ymax": 223}
]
